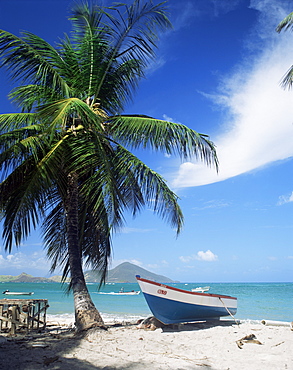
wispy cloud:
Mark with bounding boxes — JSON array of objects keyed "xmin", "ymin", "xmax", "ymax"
[
  {"xmin": 119, "ymin": 227, "xmax": 156, "ymax": 234},
  {"xmin": 268, "ymin": 256, "xmax": 277, "ymax": 261},
  {"xmin": 193, "ymin": 199, "xmax": 230, "ymax": 210},
  {"xmin": 171, "ymin": 1, "xmax": 199, "ymax": 31},
  {"xmin": 210, "ymin": 0, "xmax": 243, "ymax": 17},
  {"xmin": 277, "ymin": 191, "xmax": 293, "ymax": 205},
  {"xmin": 171, "ymin": 0, "xmax": 243, "ymax": 30},
  {"xmin": 172, "ymin": 0, "xmax": 293, "ymax": 188},
  {"xmin": 180, "ymin": 250, "xmax": 218, "ymax": 262},
  {"xmin": 146, "ymin": 57, "xmax": 167, "ymax": 75}
]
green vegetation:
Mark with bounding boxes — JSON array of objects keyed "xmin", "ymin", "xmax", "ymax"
[
  {"xmin": 0, "ymin": 275, "xmax": 16, "ymax": 282},
  {"xmin": 276, "ymin": 12, "xmax": 293, "ymax": 88},
  {"xmin": 0, "ymin": 272, "xmax": 65, "ymax": 283},
  {"xmin": 0, "ymin": 1, "xmax": 217, "ymax": 332}
]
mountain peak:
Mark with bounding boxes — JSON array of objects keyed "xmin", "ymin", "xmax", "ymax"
[{"xmin": 85, "ymin": 262, "xmax": 175, "ymax": 283}]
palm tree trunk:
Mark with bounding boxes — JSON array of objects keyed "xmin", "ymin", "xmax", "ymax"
[{"xmin": 66, "ymin": 172, "xmax": 105, "ymax": 332}]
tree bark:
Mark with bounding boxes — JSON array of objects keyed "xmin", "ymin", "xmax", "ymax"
[{"xmin": 66, "ymin": 172, "xmax": 105, "ymax": 332}]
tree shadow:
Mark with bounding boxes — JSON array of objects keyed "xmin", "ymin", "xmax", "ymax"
[
  {"xmin": 0, "ymin": 325, "xmax": 98, "ymax": 369},
  {"xmin": 0, "ymin": 322, "xmax": 223, "ymax": 369}
]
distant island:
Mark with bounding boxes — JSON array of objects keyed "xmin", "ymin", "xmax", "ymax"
[
  {"xmin": 0, "ymin": 262, "xmax": 175, "ymax": 284},
  {"xmin": 0, "ymin": 273, "xmax": 66, "ymax": 284}
]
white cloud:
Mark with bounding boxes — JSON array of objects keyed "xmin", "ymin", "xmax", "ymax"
[
  {"xmin": 162, "ymin": 114, "xmax": 181, "ymax": 124},
  {"xmin": 119, "ymin": 227, "xmax": 155, "ymax": 234},
  {"xmin": 277, "ymin": 191, "xmax": 293, "ymax": 205},
  {"xmin": 172, "ymin": 0, "xmax": 293, "ymax": 188},
  {"xmin": 110, "ymin": 259, "xmax": 143, "ymax": 268},
  {"xmin": 146, "ymin": 263, "xmax": 159, "ymax": 269},
  {"xmin": 0, "ymin": 251, "xmax": 51, "ymax": 273},
  {"xmin": 197, "ymin": 250, "xmax": 218, "ymax": 261},
  {"xmin": 180, "ymin": 249, "xmax": 218, "ymax": 262}
]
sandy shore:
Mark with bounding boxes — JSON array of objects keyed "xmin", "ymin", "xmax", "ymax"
[{"xmin": 0, "ymin": 319, "xmax": 292, "ymax": 369}]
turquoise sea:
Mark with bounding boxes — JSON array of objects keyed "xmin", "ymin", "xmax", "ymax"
[{"xmin": 1, "ymin": 282, "xmax": 292, "ymax": 324}]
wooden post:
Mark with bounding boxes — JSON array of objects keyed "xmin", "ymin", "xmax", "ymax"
[
  {"xmin": 0, "ymin": 305, "xmax": 3, "ymax": 332},
  {"xmin": 10, "ymin": 306, "xmax": 17, "ymax": 335}
]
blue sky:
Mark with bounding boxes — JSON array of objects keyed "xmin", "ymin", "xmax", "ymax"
[{"xmin": 0, "ymin": 0, "xmax": 292, "ymax": 282}]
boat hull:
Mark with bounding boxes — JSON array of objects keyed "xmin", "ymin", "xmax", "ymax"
[
  {"xmin": 98, "ymin": 291, "xmax": 140, "ymax": 295},
  {"xmin": 3, "ymin": 292, "xmax": 34, "ymax": 296},
  {"xmin": 192, "ymin": 286, "xmax": 210, "ymax": 293},
  {"xmin": 136, "ymin": 276, "xmax": 237, "ymax": 324}
]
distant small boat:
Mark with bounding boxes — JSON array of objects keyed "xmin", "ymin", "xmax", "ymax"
[
  {"xmin": 136, "ymin": 275, "xmax": 237, "ymax": 324},
  {"xmin": 191, "ymin": 286, "xmax": 210, "ymax": 293},
  {"xmin": 98, "ymin": 290, "xmax": 140, "ymax": 296},
  {"xmin": 2, "ymin": 290, "xmax": 34, "ymax": 296}
]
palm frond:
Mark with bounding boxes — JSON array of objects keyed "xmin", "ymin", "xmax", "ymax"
[
  {"xmin": 43, "ymin": 200, "xmax": 68, "ymax": 274},
  {"xmin": 276, "ymin": 12, "xmax": 293, "ymax": 90},
  {"xmin": 276, "ymin": 12, "xmax": 293, "ymax": 33},
  {"xmin": 111, "ymin": 145, "xmax": 184, "ymax": 235},
  {"xmin": 0, "ymin": 112, "xmax": 37, "ymax": 131},
  {"xmin": 36, "ymin": 98, "xmax": 105, "ymax": 133},
  {"xmin": 108, "ymin": 115, "xmax": 218, "ymax": 168},
  {"xmin": 75, "ymin": 138, "xmax": 184, "ymax": 235},
  {"xmin": 76, "ymin": 0, "xmax": 172, "ymax": 111},
  {"xmin": 0, "ymin": 159, "xmax": 47, "ymax": 250},
  {"xmin": 0, "ymin": 30, "xmax": 71, "ymax": 97},
  {"xmin": 0, "ymin": 130, "xmax": 71, "ymax": 251},
  {"xmin": 79, "ymin": 199, "xmax": 112, "ymax": 286},
  {"xmin": 9, "ymin": 85, "xmax": 63, "ymax": 112},
  {"xmin": 279, "ymin": 65, "xmax": 293, "ymax": 89}
]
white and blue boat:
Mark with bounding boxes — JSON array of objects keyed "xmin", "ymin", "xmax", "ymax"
[
  {"xmin": 136, "ymin": 275, "xmax": 237, "ymax": 324},
  {"xmin": 98, "ymin": 290, "xmax": 140, "ymax": 295},
  {"xmin": 2, "ymin": 290, "xmax": 34, "ymax": 296}
]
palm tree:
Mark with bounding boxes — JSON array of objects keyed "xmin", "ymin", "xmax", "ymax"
[
  {"xmin": 276, "ymin": 12, "xmax": 293, "ymax": 88},
  {"xmin": 0, "ymin": 0, "xmax": 218, "ymax": 332}
]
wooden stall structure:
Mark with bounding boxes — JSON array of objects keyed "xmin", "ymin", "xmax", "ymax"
[{"xmin": 0, "ymin": 298, "xmax": 49, "ymax": 334}]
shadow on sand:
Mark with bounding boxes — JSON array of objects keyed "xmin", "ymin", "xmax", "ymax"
[
  {"xmin": 0, "ymin": 320, "xmax": 232, "ymax": 369},
  {"xmin": 161, "ymin": 319, "xmax": 238, "ymax": 333}
]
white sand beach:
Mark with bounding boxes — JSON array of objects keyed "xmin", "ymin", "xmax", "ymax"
[{"xmin": 0, "ymin": 318, "xmax": 292, "ymax": 369}]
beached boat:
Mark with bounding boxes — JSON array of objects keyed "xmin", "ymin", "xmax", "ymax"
[
  {"xmin": 2, "ymin": 290, "xmax": 34, "ymax": 296},
  {"xmin": 191, "ymin": 286, "xmax": 210, "ymax": 293},
  {"xmin": 136, "ymin": 275, "xmax": 237, "ymax": 324}
]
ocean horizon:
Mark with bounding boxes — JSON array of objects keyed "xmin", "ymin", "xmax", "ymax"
[{"xmin": 1, "ymin": 281, "xmax": 292, "ymax": 324}]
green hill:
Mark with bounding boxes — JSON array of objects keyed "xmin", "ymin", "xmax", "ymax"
[
  {"xmin": 0, "ymin": 272, "xmax": 65, "ymax": 283},
  {"xmin": 0, "ymin": 274, "xmax": 16, "ymax": 282},
  {"xmin": 85, "ymin": 262, "xmax": 175, "ymax": 283}
]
